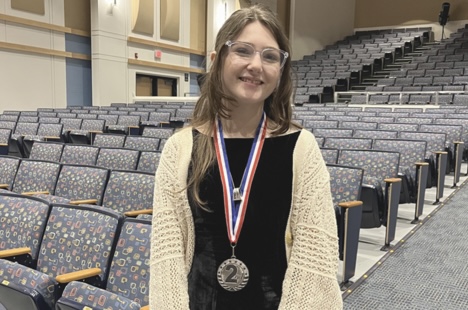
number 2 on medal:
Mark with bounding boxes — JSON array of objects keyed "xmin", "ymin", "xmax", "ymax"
[{"xmin": 225, "ymin": 265, "xmax": 238, "ymax": 283}]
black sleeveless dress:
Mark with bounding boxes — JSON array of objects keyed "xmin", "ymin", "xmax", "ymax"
[{"xmin": 188, "ymin": 131, "xmax": 300, "ymax": 310}]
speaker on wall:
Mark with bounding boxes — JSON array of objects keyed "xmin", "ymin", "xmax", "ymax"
[{"xmin": 439, "ymin": 2, "xmax": 450, "ymax": 26}]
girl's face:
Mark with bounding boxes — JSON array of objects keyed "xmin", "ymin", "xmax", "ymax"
[{"xmin": 222, "ymin": 21, "xmax": 282, "ymax": 109}]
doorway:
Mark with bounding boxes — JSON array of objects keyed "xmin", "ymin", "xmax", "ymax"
[{"xmin": 136, "ymin": 74, "xmax": 177, "ymax": 96}]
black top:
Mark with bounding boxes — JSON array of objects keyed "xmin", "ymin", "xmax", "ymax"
[{"xmin": 188, "ymin": 130, "xmax": 300, "ymax": 310}]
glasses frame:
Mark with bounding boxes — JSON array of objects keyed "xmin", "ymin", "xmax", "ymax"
[{"xmin": 225, "ymin": 40, "xmax": 289, "ymax": 69}]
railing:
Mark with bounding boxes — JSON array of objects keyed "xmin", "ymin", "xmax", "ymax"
[{"xmin": 334, "ymin": 90, "xmax": 468, "ymax": 105}]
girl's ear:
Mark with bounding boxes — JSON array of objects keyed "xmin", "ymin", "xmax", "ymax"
[{"xmin": 210, "ymin": 51, "xmax": 217, "ymax": 62}]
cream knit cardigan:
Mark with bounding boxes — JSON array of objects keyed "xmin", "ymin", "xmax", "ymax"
[{"xmin": 149, "ymin": 128, "xmax": 343, "ymax": 309}]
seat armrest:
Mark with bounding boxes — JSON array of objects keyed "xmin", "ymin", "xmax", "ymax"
[
  {"xmin": 0, "ymin": 247, "xmax": 31, "ymax": 259},
  {"xmin": 338, "ymin": 200, "xmax": 363, "ymax": 208},
  {"xmin": 69, "ymin": 199, "xmax": 98, "ymax": 205},
  {"xmin": 22, "ymin": 191, "xmax": 50, "ymax": 196},
  {"xmin": 140, "ymin": 306, "xmax": 149, "ymax": 310},
  {"xmin": 124, "ymin": 209, "xmax": 153, "ymax": 217},
  {"xmin": 0, "ymin": 184, "xmax": 9, "ymax": 189},
  {"xmin": 384, "ymin": 178, "xmax": 401, "ymax": 183},
  {"xmin": 55, "ymin": 267, "xmax": 102, "ymax": 284},
  {"xmin": 0, "ymin": 143, "xmax": 7, "ymax": 146}
]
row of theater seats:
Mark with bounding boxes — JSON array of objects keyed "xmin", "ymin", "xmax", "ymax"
[{"xmin": 0, "ymin": 192, "xmax": 151, "ymax": 310}]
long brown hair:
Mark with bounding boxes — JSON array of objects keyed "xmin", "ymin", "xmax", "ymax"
[{"xmin": 189, "ymin": 4, "xmax": 294, "ymax": 206}]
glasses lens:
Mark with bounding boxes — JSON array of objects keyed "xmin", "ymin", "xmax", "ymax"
[
  {"xmin": 231, "ymin": 43, "xmax": 254, "ymax": 58},
  {"xmin": 262, "ymin": 49, "xmax": 283, "ymax": 64}
]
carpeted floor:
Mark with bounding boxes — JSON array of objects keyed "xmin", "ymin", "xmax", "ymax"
[{"xmin": 343, "ymin": 180, "xmax": 468, "ymax": 309}]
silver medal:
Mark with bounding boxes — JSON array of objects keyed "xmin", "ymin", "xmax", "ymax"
[{"xmin": 217, "ymin": 258, "xmax": 249, "ymax": 291}]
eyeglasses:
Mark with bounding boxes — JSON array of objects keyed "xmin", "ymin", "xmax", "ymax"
[{"xmin": 225, "ymin": 40, "xmax": 288, "ymax": 69}]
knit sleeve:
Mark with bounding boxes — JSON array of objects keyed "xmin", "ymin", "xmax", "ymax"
[
  {"xmin": 279, "ymin": 131, "xmax": 343, "ymax": 310},
  {"xmin": 149, "ymin": 135, "xmax": 190, "ymax": 310}
]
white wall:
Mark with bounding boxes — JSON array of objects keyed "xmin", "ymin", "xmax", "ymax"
[
  {"xmin": 0, "ymin": 0, "xmax": 67, "ymax": 113},
  {"xmin": 290, "ymin": 0, "xmax": 356, "ymax": 60}
]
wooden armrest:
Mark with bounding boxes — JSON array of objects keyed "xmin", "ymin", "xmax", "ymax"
[
  {"xmin": 55, "ymin": 267, "xmax": 102, "ymax": 284},
  {"xmin": 384, "ymin": 178, "xmax": 402, "ymax": 183},
  {"xmin": 0, "ymin": 247, "xmax": 31, "ymax": 259},
  {"xmin": 140, "ymin": 306, "xmax": 149, "ymax": 310},
  {"xmin": 338, "ymin": 200, "xmax": 363, "ymax": 208},
  {"xmin": 128, "ymin": 125, "xmax": 140, "ymax": 128},
  {"xmin": 0, "ymin": 184, "xmax": 8, "ymax": 189},
  {"xmin": 22, "ymin": 191, "xmax": 49, "ymax": 196},
  {"xmin": 88, "ymin": 130, "xmax": 103, "ymax": 133},
  {"xmin": 44, "ymin": 136, "xmax": 60, "ymax": 140},
  {"xmin": 434, "ymin": 151, "xmax": 448, "ymax": 155},
  {"xmin": 69, "ymin": 199, "xmax": 98, "ymax": 205},
  {"xmin": 124, "ymin": 209, "xmax": 153, "ymax": 217},
  {"xmin": 415, "ymin": 162, "xmax": 429, "ymax": 166},
  {"xmin": 0, "ymin": 143, "xmax": 7, "ymax": 146}
]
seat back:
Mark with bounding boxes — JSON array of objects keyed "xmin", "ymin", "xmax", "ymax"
[
  {"xmin": 93, "ymin": 133, "xmax": 126, "ymax": 148},
  {"xmin": 124, "ymin": 136, "xmax": 160, "ymax": 151},
  {"xmin": 61, "ymin": 144, "xmax": 99, "ymax": 165},
  {"xmin": 0, "ymin": 192, "xmax": 51, "ymax": 265},
  {"xmin": 55, "ymin": 164, "xmax": 109, "ymax": 204},
  {"xmin": 313, "ymin": 128, "xmax": 353, "ymax": 138},
  {"xmin": 96, "ymin": 147, "xmax": 140, "ymax": 171},
  {"xmin": 0, "ymin": 155, "xmax": 21, "ymax": 190},
  {"xmin": 37, "ymin": 204, "xmax": 123, "ymax": 284},
  {"xmin": 102, "ymin": 170, "xmax": 154, "ymax": 214},
  {"xmin": 29, "ymin": 141, "xmax": 64, "ymax": 162},
  {"xmin": 12, "ymin": 159, "xmax": 61, "ymax": 195},
  {"xmin": 320, "ymin": 148, "xmax": 339, "ymax": 164},
  {"xmin": 141, "ymin": 127, "xmax": 174, "ymax": 139},
  {"xmin": 399, "ymin": 131, "xmax": 446, "ymax": 159},
  {"xmin": 353, "ymin": 129, "xmax": 398, "ymax": 139},
  {"xmin": 137, "ymin": 151, "xmax": 161, "ymax": 174},
  {"xmin": 323, "ymin": 137, "xmax": 373, "ymax": 150},
  {"xmin": 37, "ymin": 123, "xmax": 63, "ymax": 138}
]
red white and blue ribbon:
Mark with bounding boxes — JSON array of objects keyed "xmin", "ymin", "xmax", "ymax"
[{"xmin": 213, "ymin": 113, "xmax": 267, "ymax": 243}]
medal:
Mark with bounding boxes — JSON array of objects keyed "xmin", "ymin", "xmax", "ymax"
[{"xmin": 213, "ymin": 113, "xmax": 267, "ymax": 291}]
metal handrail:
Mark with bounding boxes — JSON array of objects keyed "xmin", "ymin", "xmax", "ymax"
[{"xmin": 334, "ymin": 90, "xmax": 468, "ymax": 105}]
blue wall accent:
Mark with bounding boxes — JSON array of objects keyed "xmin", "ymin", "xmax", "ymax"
[
  {"xmin": 65, "ymin": 34, "xmax": 92, "ymax": 106},
  {"xmin": 189, "ymin": 54, "xmax": 206, "ymax": 96}
]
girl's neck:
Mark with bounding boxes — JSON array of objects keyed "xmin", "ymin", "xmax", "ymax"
[{"xmin": 220, "ymin": 104, "xmax": 265, "ymax": 138}]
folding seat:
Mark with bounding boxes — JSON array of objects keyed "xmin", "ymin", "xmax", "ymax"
[
  {"xmin": 452, "ymin": 94, "xmax": 468, "ymax": 105},
  {"xmin": 445, "ymin": 54, "xmax": 464, "ymax": 62},
  {"xmin": 323, "ymin": 137, "xmax": 373, "ymax": 150},
  {"xmin": 349, "ymin": 94, "xmax": 367, "ymax": 104},
  {"xmin": 22, "ymin": 123, "xmax": 64, "ymax": 158},
  {"xmin": 326, "ymin": 164, "xmax": 364, "ymax": 288},
  {"xmin": 0, "ymin": 203, "xmax": 123, "ymax": 310},
  {"xmin": 10, "ymin": 122, "xmax": 39, "ymax": 157},
  {"xmin": 319, "ymin": 148, "xmax": 339, "ymax": 164},
  {"xmin": 408, "ymin": 94, "xmax": 432, "ymax": 104},
  {"xmin": 0, "ymin": 192, "xmax": 51, "ymax": 268},
  {"xmin": 338, "ymin": 149, "xmax": 401, "ymax": 250},
  {"xmin": 427, "ymin": 55, "xmax": 445, "ymax": 62},
  {"xmin": 412, "ymin": 76, "xmax": 433, "ymax": 86},
  {"xmin": 303, "ymin": 120, "xmax": 338, "ymax": 130},
  {"xmin": 435, "ymin": 61, "xmax": 454, "ymax": 69},
  {"xmin": 28, "ymin": 141, "xmax": 64, "ymax": 162},
  {"xmin": 0, "ymin": 128, "xmax": 11, "ymax": 155},
  {"xmin": 0, "ymin": 115, "xmax": 18, "ymax": 122},
  {"xmin": 141, "ymin": 111, "xmax": 172, "ymax": 127},
  {"xmin": 454, "ymin": 61, "xmax": 468, "ymax": 68},
  {"xmin": 60, "ymin": 118, "xmax": 82, "ymax": 143},
  {"xmin": 326, "ymin": 115, "xmax": 360, "ymax": 123},
  {"xmin": 400, "ymin": 85, "xmax": 421, "ymax": 92},
  {"xmin": 436, "ymin": 94, "xmax": 453, "ymax": 105},
  {"xmin": 96, "ymin": 147, "xmax": 140, "ymax": 171},
  {"xmin": 92, "ymin": 133, "xmax": 126, "ymax": 148},
  {"xmin": 158, "ymin": 139, "xmax": 167, "ymax": 151},
  {"xmin": 398, "ymin": 117, "xmax": 432, "ymax": 125},
  {"xmin": 353, "ymin": 129, "xmax": 398, "ymax": 139},
  {"xmin": 378, "ymin": 111, "xmax": 410, "ymax": 118},
  {"xmin": 107, "ymin": 115, "xmax": 141, "ymax": 135},
  {"xmin": 388, "ymin": 94, "xmax": 410, "ymax": 104},
  {"xmin": 7, "ymin": 159, "xmax": 61, "ymax": 196},
  {"xmin": 368, "ymin": 94, "xmax": 389, "ymax": 104},
  {"xmin": 76, "ymin": 113, "xmax": 97, "ymax": 119},
  {"xmin": 394, "ymin": 77, "xmax": 414, "ymax": 86},
  {"xmin": 400, "ymin": 63, "xmax": 418, "ymax": 70},
  {"xmin": 313, "ymin": 128, "xmax": 353, "ymax": 138},
  {"xmin": 315, "ymin": 111, "xmax": 345, "ymax": 117},
  {"xmin": 56, "ymin": 217, "xmax": 150, "ymax": 310},
  {"xmin": 393, "ymin": 107, "xmax": 423, "ymax": 112},
  {"xmin": 93, "ymin": 170, "xmax": 154, "ymax": 216},
  {"xmin": 69, "ymin": 119, "xmax": 106, "ymax": 145},
  {"xmin": 378, "ymin": 123, "xmax": 419, "ymax": 132},
  {"xmin": 18, "ymin": 116, "xmax": 39, "ymax": 123},
  {"xmin": 443, "ymin": 68, "xmax": 463, "ymax": 76},
  {"xmin": 340, "ymin": 121, "xmax": 378, "ymax": 130},
  {"xmin": 97, "ymin": 114, "xmax": 119, "ymax": 126},
  {"xmin": 124, "ymin": 136, "xmax": 160, "ymax": 152},
  {"xmin": 406, "ymin": 69, "xmax": 425, "ymax": 77},
  {"xmin": 419, "ymin": 123, "xmax": 464, "ymax": 186},
  {"xmin": 135, "ymin": 151, "xmax": 160, "ymax": 175},
  {"xmin": 141, "ymin": 127, "xmax": 174, "ymax": 139},
  {"xmin": 418, "ymin": 62, "xmax": 435, "ymax": 69},
  {"xmin": 399, "ymin": 131, "xmax": 447, "ymax": 200},
  {"xmin": 376, "ymin": 78, "xmax": 395, "ymax": 86},
  {"xmin": 361, "ymin": 116, "xmax": 395, "ymax": 123},
  {"xmin": 60, "ymin": 144, "xmax": 99, "ymax": 166},
  {"xmin": 0, "ymin": 155, "xmax": 21, "ymax": 191},
  {"xmin": 365, "ymin": 86, "xmax": 383, "ymax": 92}
]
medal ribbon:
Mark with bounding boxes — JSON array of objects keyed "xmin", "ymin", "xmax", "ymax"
[{"xmin": 214, "ymin": 112, "xmax": 267, "ymax": 243}]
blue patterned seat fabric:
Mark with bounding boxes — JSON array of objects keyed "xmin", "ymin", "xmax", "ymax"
[
  {"xmin": 101, "ymin": 170, "xmax": 154, "ymax": 214},
  {"xmin": 0, "ymin": 204, "xmax": 123, "ymax": 310},
  {"xmin": 0, "ymin": 156, "xmax": 21, "ymax": 190},
  {"xmin": 137, "ymin": 151, "xmax": 161, "ymax": 174},
  {"xmin": 141, "ymin": 127, "xmax": 174, "ymax": 139},
  {"xmin": 96, "ymin": 148, "xmax": 139, "ymax": 171},
  {"xmin": 124, "ymin": 136, "xmax": 160, "ymax": 151},
  {"xmin": 323, "ymin": 137, "xmax": 373, "ymax": 150},
  {"xmin": 320, "ymin": 148, "xmax": 339, "ymax": 164},
  {"xmin": 11, "ymin": 160, "xmax": 61, "ymax": 195},
  {"xmin": 0, "ymin": 193, "xmax": 50, "ymax": 264},
  {"xmin": 29, "ymin": 141, "xmax": 64, "ymax": 162},
  {"xmin": 57, "ymin": 218, "xmax": 151, "ymax": 310},
  {"xmin": 60, "ymin": 145, "xmax": 99, "ymax": 165},
  {"xmin": 93, "ymin": 133, "xmax": 126, "ymax": 148}
]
